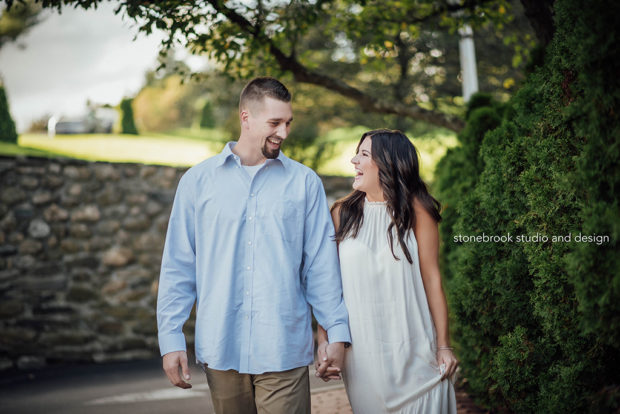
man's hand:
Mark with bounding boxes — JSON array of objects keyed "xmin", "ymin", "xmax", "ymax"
[
  {"xmin": 163, "ymin": 350, "xmax": 192, "ymax": 389},
  {"xmin": 315, "ymin": 342, "xmax": 345, "ymax": 381},
  {"xmin": 314, "ymin": 341, "xmax": 328, "ymax": 373}
]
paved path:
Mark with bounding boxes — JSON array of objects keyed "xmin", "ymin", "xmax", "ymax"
[
  {"xmin": 0, "ymin": 359, "xmax": 486, "ymax": 413},
  {"xmin": 0, "ymin": 359, "xmax": 346, "ymax": 414},
  {"xmin": 312, "ymin": 386, "xmax": 352, "ymax": 414}
]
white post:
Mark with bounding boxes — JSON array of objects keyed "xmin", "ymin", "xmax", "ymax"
[
  {"xmin": 458, "ymin": 24, "xmax": 479, "ymax": 102},
  {"xmin": 447, "ymin": 0, "xmax": 480, "ymax": 102},
  {"xmin": 47, "ymin": 115, "xmax": 57, "ymax": 138}
]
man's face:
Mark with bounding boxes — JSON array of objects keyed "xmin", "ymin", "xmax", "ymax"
[{"xmin": 243, "ymin": 97, "xmax": 293, "ymax": 159}]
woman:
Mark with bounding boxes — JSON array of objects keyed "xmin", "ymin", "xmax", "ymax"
[{"xmin": 316, "ymin": 129, "xmax": 458, "ymax": 413}]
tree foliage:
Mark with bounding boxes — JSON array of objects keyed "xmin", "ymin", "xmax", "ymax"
[
  {"xmin": 0, "ymin": 0, "xmax": 42, "ymax": 49},
  {"xmin": 5, "ymin": 0, "xmax": 538, "ymax": 132},
  {"xmin": 133, "ymin": 74, "xmax": 205, "ymax": 132}
]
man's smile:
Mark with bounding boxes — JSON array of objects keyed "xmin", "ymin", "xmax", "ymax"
[{"xmin": 267, "ymin": 137, "xmax": 282, "ymax": 146}]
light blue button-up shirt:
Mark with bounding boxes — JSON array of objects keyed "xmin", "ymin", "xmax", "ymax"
[{"xmin": 157, "ymin": 142, "xmax": 351, "ymax": 374}]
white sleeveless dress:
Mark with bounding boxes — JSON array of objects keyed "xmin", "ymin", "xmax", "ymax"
[{"xmin": 339, "ymin": 200, "xmax": 457, "ymax": 414}]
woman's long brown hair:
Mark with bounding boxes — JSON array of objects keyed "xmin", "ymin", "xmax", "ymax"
[{"xmin": 332, "ymin": 129, "xmax": 441, "ymax": 264}]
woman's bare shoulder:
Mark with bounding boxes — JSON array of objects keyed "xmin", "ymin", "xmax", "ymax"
[{"xmin": 413, "ymin": 197, "xmax": 435, "ymax": 228}]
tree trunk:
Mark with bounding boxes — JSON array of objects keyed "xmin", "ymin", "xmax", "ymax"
[{"xmin": 520, "ymin": 0, "xmax": 556, "ymax": 46}]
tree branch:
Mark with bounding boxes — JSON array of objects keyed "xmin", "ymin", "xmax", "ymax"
[
  {"xmin": 206, "ymin": 0, "xmax": 464, "ymax": 131},
  {"xmin": 279, "ymin": 53, "xmax": 465, "ymax": 131}
]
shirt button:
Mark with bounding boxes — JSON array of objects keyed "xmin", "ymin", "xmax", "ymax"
[
  {"xmin": 248, "ymin": 241, "xmax": 252, "ymax": 245},
  {"xmin": 246, "ymin": 291, "xmax": 249, "ymax": 295},
  {"xmin": 246, "ymin": 266, "xmax": 251, "ymax": 270},
  {"xmin": 248, "ymin": 216, "xmax": 253, "ymax": 220},
  {"xmin": 250, "ymin": 193, "xmax": 255, "ymax": 197}
]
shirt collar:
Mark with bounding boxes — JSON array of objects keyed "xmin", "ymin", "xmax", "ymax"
[{"xmin": 216, "ymin": 141, "xmax": 288, "ymax": 169}]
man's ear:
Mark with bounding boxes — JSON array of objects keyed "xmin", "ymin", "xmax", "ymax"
[{"xmin": 240, "ymin": 109, "xmax": 250, "ymax": 129}]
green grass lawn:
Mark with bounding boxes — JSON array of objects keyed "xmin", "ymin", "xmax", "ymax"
[
  {"xmin": 0, "ymin": 140, "xmax": 58, "ymax": 158},
  {"xmin": 10, "ymin": 132, "xmax": 219, "ymax": 166},
  {"xmin": 1, "ymin": 127, "xmax": 458, "ymax": 181}
]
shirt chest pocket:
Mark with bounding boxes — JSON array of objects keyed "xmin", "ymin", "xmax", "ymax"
[{"xmin": 261, "ymin": 198, "xmax": 302, "ymax": 244}]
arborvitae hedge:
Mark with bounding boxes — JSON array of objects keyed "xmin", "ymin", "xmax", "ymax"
[
  {"xmin": 120, "ymin": 98, "xmax": 138, "ymax": 135},
  {"xmin": 199, "ymin": 100, "xmax": 216, "ymax": 128},
  {"xmin": 436, "ymin": 0, "xmax": 619, "ymax": 412},
  {"xmin": 0, "ymin": 85, "xmax": 18, "ymax": 144}
]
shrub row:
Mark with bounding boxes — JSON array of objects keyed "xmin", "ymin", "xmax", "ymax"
[{"xmin": 435, "ymin": 0, "xmax": 619, "ymax": 411}]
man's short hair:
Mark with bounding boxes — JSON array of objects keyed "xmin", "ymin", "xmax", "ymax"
[{"xmin": 239, "ymin": 77, "xmax": 291, "ymax": 112}]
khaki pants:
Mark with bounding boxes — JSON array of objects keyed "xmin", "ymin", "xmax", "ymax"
[{"xmin": 205, "ymin": 365, "xmax": 310, "ymax": 414}]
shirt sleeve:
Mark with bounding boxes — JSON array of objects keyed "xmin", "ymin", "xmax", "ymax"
[
  {"xmin": 157, "ymin": 171, "xmax": 197, "ymax": 356},
  {"xmin": 301, "ymin": 173, "xmax": 351, "ymax": 344}
]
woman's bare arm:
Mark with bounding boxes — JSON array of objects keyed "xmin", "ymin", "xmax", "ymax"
[{"xmin": 413, "ymin": 199, "xmax": 458, "ymax": 379}]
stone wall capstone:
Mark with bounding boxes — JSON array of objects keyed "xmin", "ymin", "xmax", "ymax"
[{"xmin": 0, "ymin": 155, "xmax": 353, "ymax": 372}]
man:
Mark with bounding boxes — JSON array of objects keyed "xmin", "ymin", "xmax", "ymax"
[{"xmin": 157, "ymin": 77, "xmax": 350, "ymax": 413}]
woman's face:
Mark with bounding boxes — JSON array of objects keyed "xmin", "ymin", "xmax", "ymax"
[{"xmin": 351, "ymin": 137, "xmax": 381, "ymax": 195}]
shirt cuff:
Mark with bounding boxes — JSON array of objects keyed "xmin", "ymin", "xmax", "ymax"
[
  {"xmin": 326, "ymin": 323, "xmax": 352, "ymax": 344},
  {"xmin": 158, "ymin": 332, "xmax": 187, "ymax": 356}
]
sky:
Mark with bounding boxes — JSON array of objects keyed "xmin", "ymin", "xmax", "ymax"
[{"xmin": 0, "ymin": 3, "xmax": 204, "ymax": 132}]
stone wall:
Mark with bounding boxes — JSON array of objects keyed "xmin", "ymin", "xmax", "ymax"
[{"xmin": 0, "ymin": 155, "xmax": 353, "ymax": 372}]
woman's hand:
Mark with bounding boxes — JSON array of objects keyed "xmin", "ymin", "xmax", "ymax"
[
  {"xmin": 437, "ymin": 348, "xmax": 459, "ymax": 381},
  {"xmin": 315, "ymin": 341, "xmax": 343, "ymax": 382}
]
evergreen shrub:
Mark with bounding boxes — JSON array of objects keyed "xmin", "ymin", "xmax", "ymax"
[
  {"xmin": 0, "ymin": 85, "xmax": 18, "ymax": 144},
  {"xmin": 120, "ymin": 98, "xmax": 138, "ymax": 135},
  {"xmin": 199, "ymin": 100, "xmax": 216, "ymax": 128}
]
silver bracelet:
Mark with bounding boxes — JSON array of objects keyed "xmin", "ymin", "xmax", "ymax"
[{"xmin": 438, "ymin": 346, "xmax": 454, "ymax": 350}]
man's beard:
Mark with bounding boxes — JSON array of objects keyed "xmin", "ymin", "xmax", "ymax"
[{"xmin": 262, "ymin": 136, "xmax": 282, "ymax": 159}]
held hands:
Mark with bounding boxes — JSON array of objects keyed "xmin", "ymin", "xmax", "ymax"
[
  {"xmin": 163, "ymin": 350, "xmax": 192, "ymax": 389},
  {"xmin": 437, "ymin": 348, "xmax": 459, "ymax": 381},
  {"xmin": 315, "ymin": 341, "xmax": 345, "ymax": 382}
]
